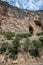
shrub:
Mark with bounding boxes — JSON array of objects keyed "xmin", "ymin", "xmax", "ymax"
[
  {"xmin": 32, "ymin": 40, "xmax": 42, "ymax": 49},
  {"xmin": 8, "ymin": 47, "xmax": 17, "ymax": 59},
  {"xmin": 2, "ymin": 31, "xmax": 15, "ymax": 40},
  {"xmin": 37, "ymin": 32, "xmax": 43, "ymax": 36},
  {"xmin": 13, "ymin": 36, "xmax": 20, "ymax": 48},
  {"xmin": 39, "ymin": 37, "xmax": 43, "ymax": 43},
  {"xmin": 16, "ymin": 33, "xmax": 31, "ymax": 39},
  {"xmin": 0, "ymin": 21, "xmax": 2, "ymax": 33},
  {"xmin": 0, "ymin": 42, "xmax": 8, "ymax": 54},
  {"xmin": 29, "ymin": 40, "xmax": 43, "ymax": 57},
  {"xmin": 29, "ymin": 49, "xmax": 39, "ymax": 57},
  {"xmin": 24, "ymin": 38, "xmax": 30, "ymax": 51},
  {"xmin": 8, "ymin": 36, "xmax": 20, "ymax": 59},
  {"xmin": 39, "ymin": 37, "xmax": 43, "ymax": 47}
]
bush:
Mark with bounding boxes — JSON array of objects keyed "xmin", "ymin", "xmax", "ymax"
[
  {"xmin": 0, "ymin": 21, "xmax": 2, "ymax": 33},
  {"xmin": 0, "ymin": 42, "xmax": 8, "ymax": 54},
  {"xmin": 8, "ymin": 36, "xmax": 20, "ymax": 59},
  {"xmin": 24, "ymin": 38, "xmax": 30, "ymax": 51},
  {"xmin": 37, "ymin": 32, "xmax": 43, "ymax": 36},
  {"xmin": 29, "ymin": 40, "xmax": 43, "ymax": 57},
  {"xmin": 23, "ymin": 39, "xmax": 42, "ymax": 57},
  {"xmin": 39, "ymin": 37, "xmax": 43, "ymax": 43},
  {"xmin": 13, "ymin": 36, "xmax": 20, "ymax": 48},
  {"xmin": 29, "ymin": 49, "xmax": 39, "ymax": 57},
  {"xmin": 16, "ymin": 33, "xmax": 31, "ymax": 39},
  {"xmin": 32, "ymin": 40, "xmax": 42, "ymax": 49},
  {"xmin": 8, "ymin": 47, "xmax": 17, "ymax": 59},
  {"xmin": 2, "ymin": 31, "xmax": 15, "ymax": 40},
  {"xmin": 39, "ymin": 37, "xmax": 43, "ymax": 47}
]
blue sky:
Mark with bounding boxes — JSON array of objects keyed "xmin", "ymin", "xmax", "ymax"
[{"xmin": 2, "ymin": 0, "xmax": 43, "ymax": 10}]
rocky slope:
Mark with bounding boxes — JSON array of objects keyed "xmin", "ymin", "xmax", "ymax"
[
  {"xmin": 0, "ymin": 1, "xmax": 43, "ymax": 34},
  {"xmin": 0, "ymin": 1, "xmax": 43, "ymax": 65}
]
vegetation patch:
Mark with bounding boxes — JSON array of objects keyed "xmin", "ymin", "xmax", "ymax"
[
  {"xmin": 24, "ymin": 38, "xmax": 30, "ymax": 51},
  {"xmin": 8, "ymin": 36, "xmax": 20, "ymax": 59},
  {"xmin": 29, "ymin": 39, "xmax": 43, "ymax": 57},
  {"xmin": 0, "ymin": 31, "xmax": 43, "ymax": 58},
  {"xmin": 37, "ymin": 32, "xmax": 43, "ymax": 36},
  {"xmin": 23, "ymin": 38, "xmax": 43, "ymax": 57},
  {"xmin": 16, "ymin": 33, "xmax": 31, "ymax": 39},
  {"xmin": 1, "ymin": 31, "xmax": 15, "ymax": 40},
  {"xmin": 39, "ymin": 37, "xmax": 43, "ymax": 44},
  {"xmin": 0, "ymin": 36, "xmax": 20, "ymax": 59},
  {"xmin": 0, "ymin": 42, "xmax": 8, "ymax": 54}
]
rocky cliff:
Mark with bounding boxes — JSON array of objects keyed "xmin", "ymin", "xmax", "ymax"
[{"xmin": 0, "ymin": 1, "xmax": 43, "ymax": 34}]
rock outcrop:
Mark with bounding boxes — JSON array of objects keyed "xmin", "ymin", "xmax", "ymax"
[{"xmin": 0, "ymin": 1, "xmax": 43, "ymax": 34}]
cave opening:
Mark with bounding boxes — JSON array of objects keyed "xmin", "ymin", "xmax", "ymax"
[
  {"xmin": 34, "ymin": 20, "xmax": 41, "ymax": 27},
  {"xmin": 29, "ymin": 25, "xmax": 33, "ymax": 35}
]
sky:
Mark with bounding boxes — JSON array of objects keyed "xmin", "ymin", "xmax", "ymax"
[{"xmin": 2, "ymin": 0, "xmax": 43, "ymax": 10}]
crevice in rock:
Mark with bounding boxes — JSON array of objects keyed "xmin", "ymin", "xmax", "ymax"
[
  {"xmin": 29, "ymin": 25, "xmax": 33, "ymax": 35},
  {"xmin": 34, "ymin": 20, "xmax": 41, "ymax": 27}
]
